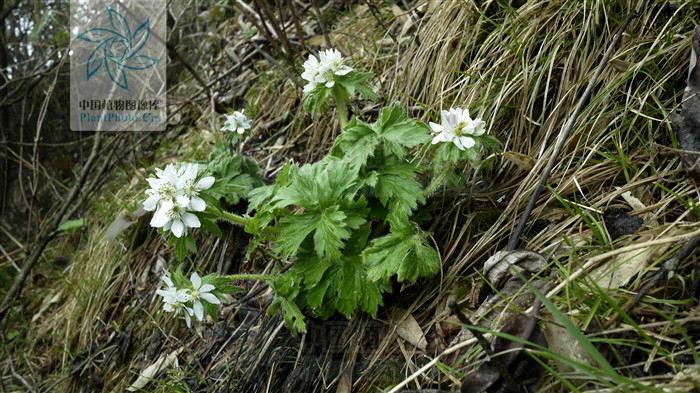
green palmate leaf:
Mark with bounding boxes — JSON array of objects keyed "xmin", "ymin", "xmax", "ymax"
[
  {"xmin": 270, "ymin": 295, "xmax": 307, "ymax": 335},
  {"xmin": 334, "ymin": 102, "xmax": 431, "ymax": 167},
  {"xmin": 336, "ymin": 71, "xmax": 376, "ymax": 100},
  {"xmin": 287, "ymin": 226, "xmax": 388, "ymax": 320},
  {"xmin": 207, "ymin": 147, "xmax": 266, "ymax": 206},
  {"xmin": 172, "ymin": 266, "xmax": 188, "ymax": 288},
  {"xmin": 302, "ymin": 84, "xmax": 332, "ymax": 116},
  {"xmin": 334, "ymin": 119, "xmax": 380, "ymax": 165},
  {"xmin": 185, "ymin": 233, "xmax": 197, "ymax": 253},
  {"xmin": 365, "ymin": 220, "xmax": 440, "ymax": 282},
  {"xmin": 247, "ymin": 162, "xmax": 292, "ymax": 213},
  {"xmin": 374, "ymin": 173, "xmax": 425, "ymax": 227},
  {"xmin": 271, "ymin": 159, "xmax": 360, "ymax": 209},
  {"xmin": 270, "ymin": 159, "xmax": 367, "ymax": 260},
  {"xmin": 199, "ymin": 190, "xmax": 224, "ymax": 214},
  {"xmin": 298, "ymin": 254, "xmax": 388, "ymax": 319}
]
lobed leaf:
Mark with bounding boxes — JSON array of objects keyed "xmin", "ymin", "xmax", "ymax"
[{"xmin": 364, "ymin": 221, "xmax": 440, "ymax": 282}]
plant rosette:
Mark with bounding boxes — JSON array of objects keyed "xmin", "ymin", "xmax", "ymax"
[{"xmin": 246, "ymin": 103, "xmax": 500, "ymax": 334}]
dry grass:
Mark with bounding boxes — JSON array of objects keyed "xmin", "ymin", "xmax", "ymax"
[{"xmin": 4, "ymin": 1, "xmax": 700, "ymax": 392}]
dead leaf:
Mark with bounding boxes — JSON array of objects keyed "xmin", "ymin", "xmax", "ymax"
[
  {"xmin": 390, "ymin": 308, "xmax": 427, "ymax": 350},
  {"xmin": 593, "ymin": 230, "xmax": 675, "ymax": 289},
  {"xmin": 502, "ymin": 151, "xmax": 537, "ymax": 171},
  {"xmin": 391, "ymin": 4, "xmax": 409, "ymax": 27},
  {"xmin": 106, "ymin": 206, "xmax": 146, "ymax": 243},
  {"xmin": 126, "ymin": 348, "xmax": 183, "ymax": 391},
  {"xmin": 543, "ymin": 319, "xmax": 596, "ymax": 381},
  {"xmin": 335, "ymin": 366, "xmax": 353, "ymax": 393},
  {"xmin": 32, "ymin": 290, "xmax": 62, "ymax": 323},
  {"xmin": 482, "ymin": 250, "xmax": 547, "ymax": 286}
]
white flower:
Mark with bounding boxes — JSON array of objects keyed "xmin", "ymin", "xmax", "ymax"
[
  {"xmin": 318, "ymin": 49, "xmax": 353, "ymax": 88},
  {"xmin": 143, "ymin": 164, "xmax": 182, "ymax": 211},
  {"xmin": 222, "ymin": 111, "xmax": 252, "ymax": 134},
  {"xmin": 144, "ymin": 162, "xmax": 215, "ymax": 237},
  {"xmin": 187, "ymin": 272, "xmax": 221, "ymax": 322},
  {"xmin": 156, "ymin": 274, "xmax": 194, "ymax": 327},
  {"xmin": 150, "ymin": 198, "xmax": 201, "ymax": 238},
  {"xmin": 301, "ymin": 49, "xmax": 353, "ymax": 93},
  {"xmin": 301, "ymin": 53, "xmax": 323, "ymax": 93},
  {"xmin": 177, "ymin": 163, "xmax": 214, "ymax": 212},
  {"xmin": 429, "ymin": 107, "xmax": 486, "ymax": 151}
]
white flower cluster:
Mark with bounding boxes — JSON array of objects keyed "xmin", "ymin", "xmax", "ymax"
[
  {"xmin": 143, "ymin": 163, "xmax": 215, "ymax": 238},
  {"xmin": 301, "ymin": 48, "xmax": 353, "ymax": 94},
  {"xmin": 430, "ymin": 107, "xmax": 486, "ymax": 151},
  {"xmin": 156, "ymin": 272, "xmax": 222, "ymax": 328},
  {"xmin": 222, "ymin": 110, "xmax": 252, "ymax": 134}
]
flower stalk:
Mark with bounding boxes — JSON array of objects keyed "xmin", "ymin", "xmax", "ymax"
[
  {"xmin": 223, "ymin": 273, "xmax": 271, "ymax": 282},
  {"xmin": 208, "ymin": 206, "xmax": 278, "ymax": 239},
  {"xmin": 424, "ymin": 161, "xmax": 454, "ymax": 197},
  {"xmin": 331, "ymin": 86, "xmax": 350, "ymax": 129}
]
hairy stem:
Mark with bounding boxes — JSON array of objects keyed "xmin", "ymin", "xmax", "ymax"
[
  {"xmin": 424, "ymin": 161, "xmax": 454, "ymax": 197},
  {"xmin": 210, "ymin": 207, "xmax": 278, "ymax": 239},
  {"xmin": 224, "ymin": 273, "xmax": 271, "ymax": 282},
  {"xmin": 219, "ymin": 209, "xmax": 251, "ymax": 228}
]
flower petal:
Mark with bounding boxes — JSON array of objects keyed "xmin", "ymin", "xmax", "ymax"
[
  {"xmin": 171, "ymin": 220, "xmax": 185, "ymax": 237},
  {"xmin": 472, "ymin": 119, "xmax": 486, "ymax": 136},
  {"xmin": 143, "ymin": 194, "xmax": 161, "ymax": 211},
  {"xmin": 189, "ymin": 197, "xmax": 206, "ymax": 212},
  {"xmin": 150, "ymin": 206, "xmax": 170, "ymax": 228},
  {"xmin": 200, "ymin": 292, "xmax": 221, "ymax": 304},
  {"xmin": 184, "ymin": 310, "xmax": 192, "ymax": 328},
  {"xmin": 199, "ymin": 284, "xmax": 215, "ymax": 292},
  {"xmin": 196, "ymin": 176, "xmax": 215, "ymax": 190},
  {"xmin": 193, "ymin": 301, "xmax": 204, "ymax": 321},
  {"xmin": 460, "ymin": 136, "xmax": 475, "ymax": 149},
  {"xmin": 429, "ymin": 122, "xmax": 444, "ymax": 133},
  {"xmin": 190, "ymin": 272, "xmax": 201, "ymax": 289},
  {"xmin": 453, "ymin": 137, "xmax": 465, "ymax": 151},
  {"xmin": 182, "ymin": 213, "xmax": 200, "ymax": 228}
]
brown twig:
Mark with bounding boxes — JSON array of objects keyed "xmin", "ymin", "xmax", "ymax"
[
  {"xmin": 311, "ymin": 0, "xmax": 331, "ymax": 48},
  {"xmin": 252, "ymin": 0, "xmax": 294, "ymax": 60},
  {"xmin": 0, "ymin": 132, "xmax": 102, "ymax": 321},
  {"xmin": 506, "ymin": 12, "xmax": 637, "ymax": 251},
  {"xmin": 1, "ymin": 329, "xmax": 36, "ymax": 392},
  {"xmin": 235, "ymin": 0, "xmax": 296, "ymax": 72},
  {"xmin": 285, "ymin": 0, "xmax": 307, "ymax": 52}
]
